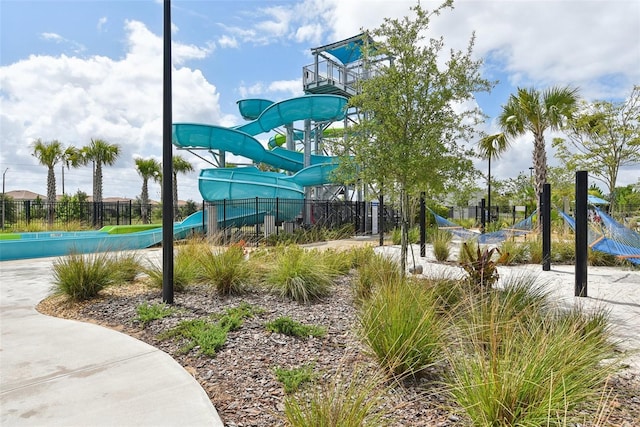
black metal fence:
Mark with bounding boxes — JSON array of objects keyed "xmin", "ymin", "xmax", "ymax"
[
  {"xmin": 0, "ymin": 197, "xmax": 401, "ymax": 236},
  {"xmin": 203, "ymin": 198, "xmax": 400, "ymax": 243},
  {"xmin": 0, "ymin": 199, "xmax": 161, "ymax": 231}
]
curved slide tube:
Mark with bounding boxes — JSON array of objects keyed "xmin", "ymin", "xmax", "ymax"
[
  {"xmin": 0, "ymin": 212, "xmax": 204, "ymax": 261},
  {"xmin": 173, "ymin": 95, "xmax": 348, "ymax": 173}
]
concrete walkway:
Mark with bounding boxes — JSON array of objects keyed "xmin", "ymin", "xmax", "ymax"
[{"xmin": 0, "ymin": 256, "xmax": 223, "ymax": 427}]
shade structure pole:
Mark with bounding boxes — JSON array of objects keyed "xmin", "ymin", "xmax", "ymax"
[{"xmin": 162, "ymin": 0, "xmax": 174, "ymax": 304}]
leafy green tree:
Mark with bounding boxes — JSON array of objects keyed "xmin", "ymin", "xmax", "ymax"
[
  {"xmin": 81, "ymin": 138, "xmax": 121, "ymax": 204},
  {"xmin": 496, "ymin": 86, "xmax": 580, "ymax": 215},
  {"xmin": 172, "ymin": 155, "xmax": 194, "ymax": 220},
  {"xmin": 553, "ymin": 85, "xmax": 640, "ymax": 212},
  {"xmin": 337, "ymin": 1, "xmax": 492, "ymax": 272},
  {"xmin": 614, "ymin": 184, "xmax": 640, "ymax": 213},
  {"xmin": 135, "ymin": 157, "xmax": 161, "ymax": 224}
]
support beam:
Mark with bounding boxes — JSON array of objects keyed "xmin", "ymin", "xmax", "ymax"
[
  {"xmin": 575, "ymin": 171, "xmax": 588, "ymax": 297},
  {"xmin": 162, "ymin": 0, "xmax": 174, "ymax": 304},
  {"xmin": 420, "ymin": 192, "xmax": 426, "ymax": 257},
  {"xmin": 542, "ymin": 183, "xmax": 551, "ymax": 271}
]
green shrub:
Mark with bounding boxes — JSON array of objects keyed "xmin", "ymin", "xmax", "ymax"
[
  {"xmin": 359, "ymin": 279, "xmax": 446, "ymax": 378},
  {"xmin": 197, "ymin": 245, "xmax": 253, "ymax": 295},
  {"xmin": 432, "ymin": 230, "xmax": 452, "ymax": 262},
  {"xmin": 448, "ymin": 278, "xmax": 617, "ymax": 426},
  {"xmin": 526, "ymin": 238, "xmax": 543, "ymax": 264},
  {"xmin": 144, "ymin": 250, "xmax": 199, "ymax": 292},
  {"xmin": 111, "ymin": 251, "xmax": 143, "ymax": 282},
  {"xmin": 459, "ymin": 243, "xmax": 504, "ymax": 291},
  {"xmin": 265, "ymin": 245, "xmax": 335, "ymax": 303},
  {"xmin": 273, "ymin": 364, "xmax": 315, "ymax": 394},
  {"xmin": 391, "ymin": 226, "xmax": 420, "ymax": 245},
  {"xmin": 498, "ymin": 239, "xmax": 529, "ymax": 265},
  {"xmin": 319, "ymin": 248, "xmax": 353, "ymax": 275},
  {"xmin": 159, "ymin": 304, "xmax": 258, "ymax": 357},
  {"xmin": 265, "ymin": 316, "xmax": 326, "ymax": 338},
  {"xmin": 283, "ymin": 367, "xmax": 389, "ymax": 426},
  {"xmin": 52, "ymin": 252, "xmax": 117, "ymax": 301},
  {"xmin": 135, "ymin": 302, "xmax": 176, "ymax": 327},
  {"xmin": 588, "ymin": 248, "xmax": 620, "ymax": 266},
  {"xmin": 352, "ymin": 252, "xmax": 402, "ymax": 302},
  {"xmin": 160, "ymin": 319, "xmax": 228, "ymax": 356},
  {"xmin": 552, "ymin": 238, "xmax": 575, "ymax": 263},
  {"xmin": 349, "ymin": 245, "xmax": 376, "ymax": 269}
]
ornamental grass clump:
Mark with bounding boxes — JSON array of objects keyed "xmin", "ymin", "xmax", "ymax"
[
  {"xmin": 265, "ymin": 245, "xmax": 335, "ymax": 303},
  {"xmin": 52, "ymin": 252, "xmax": 117, "ymax": 301},
  {"xmin": 447, "ymin": 275, "xmax": 617, "ymax": 426},
  {"xmin": 359, "ymin": 277, "xmax": 446, "ymax": 378},
  {"xmin": 282, "ymin": 366, "xmax": 389, "ymax": 426},
  {"xmin": 197, "ymin": 245, "xmax": 253, "ymax": 295},
  {"xmin": 431, "ymin": 230, "xmax": 452, "ymax": 262},
  {"xmin": 110, "ymin": 251, "xmax": 143, "ymax": 282},
  {"xmin": 352, "ymin": 251, "xmax": 402, "ymax": 303},
  {"xmin": 144, "ymin": 248, "xmax": 199, "ymax": 292}
]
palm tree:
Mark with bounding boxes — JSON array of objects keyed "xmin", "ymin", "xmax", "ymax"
[
  {"xmin": 497, "ymin": 86, "xmax": 579, "ymax": 214},
  {"xmin": 82, "ymin": 138, "xmax": 121, "ymax": 204},
  {"xmin": 172, "ymin": 155, "xmax": 194, "ymax": 219},
  {"xmin": 32, "ymin": 139, "xmax": 63, "ymax": 225},
  {"xmin": 61, "ymin": 145, "xmax": 83, "ymax": 195},
  {"xmin": 477, "ymin": 133, "xmax": 509, "ymax": 226},
  {"xmin": 135, "ymin": 158, "xmax": 161, "ymax": 224}
]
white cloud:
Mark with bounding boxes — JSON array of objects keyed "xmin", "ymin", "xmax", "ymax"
[
  {"xmin": 97, "ymin": 17, "xmax": 108, "ymax": 32},
  {"xmin": 237, "ymin": 79, "xmax": 303, "ymax": 100},
  {"xmin": 218, "ymin": 35, "xmax": 238, "ymax": 49},
  {"xmin": 0, "ymin": 20, "xmax": 227, "ymax": 201},
  {"xmin": 41, "ymin": 32, "xmax": 64, "ymax": 42}
]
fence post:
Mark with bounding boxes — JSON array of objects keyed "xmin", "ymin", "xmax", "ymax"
[
  {"xmin": 379, "ymin": 193, "xmax": 384, "ymax": 246},
  {"xmin": 541, "ymin": 183, "xmax": 551, "ymax": 271},
  {"xmin": 275, "ymin": 198, "xmax": 279, "ymax": 236},
  {"xmin": 420, "ymin": 192, "xmax": 426, "ymax": 257},
  {"xmin": 255, "ymin": 197, "xmax": 259, "ymax": 245},
  {"xmin": 25, "ymin": 200, "xmax": 31, "ymax": 226},
  {"xmin": 575, "ymin": 171, "xmax": 588, "ymax": 297}
]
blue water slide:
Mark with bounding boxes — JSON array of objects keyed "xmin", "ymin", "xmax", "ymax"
[
  {"xmin": 173, "ymin": 95, "xmax": 347, "ymax": 172},
  {"xmin": 0, "ymin": 212, "xmax": 205, "ymax": 261}
]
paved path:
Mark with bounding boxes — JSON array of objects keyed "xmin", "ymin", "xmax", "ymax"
[{"xmin": 0, "ymin": 256, "xmax": 223, "ymax": 427}]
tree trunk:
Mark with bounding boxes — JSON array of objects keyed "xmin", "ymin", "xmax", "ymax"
[
  {"xmin": 47, "ymin": 165, "xmax": 56, "ymax": 227},
  {"xmin": 399, "ymin": 189, "xmax": 409, "ymax": 276},
  {"xmin": 532, "ymin": 132, "xmax": 547, "ymax": 219},
  {"xmin": 94, "ymin": 162, "xmax": 103, "ymax": 203},
  {"xmin": 173, "ymin": 172, "xmax": 179, "ymax": 220},
  {"xmin": 141, "ymin": 179, "xmax": 149, "ymax": 224}
]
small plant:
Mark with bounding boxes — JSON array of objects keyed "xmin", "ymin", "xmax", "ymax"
[
  {"xmin": 319, "ymin": 248, "xmax": 353, "ymax": 275},
  {"xmin": 498, "ymin": 239, "xmax": 529, "ymax": 265},
  {"xmin": 160, "ymin": 319, "xmax": 228, "ymax": 356},
  {"xmin": 111, "ymin": 251, "xmax": 143, "ymax": 282},
  {"xmin": 459, "ymin": 243, "xmax": 505, "ymax": 291},
  {"xmin": 213, "ymin": 302, "xmax": 263, "ymax": 331},
  {"xmin": 282, "ymin": 366, "xmax": 389, "ymax": 426},
  {"xmin": 144, "ymin": 248, "xmax": 200, "ymax": 292},
  {"xmin": 265, "ymin": 245, "xmax": 335, "ymax": 303},
  {"xmin": 391, "ymin": 226, "xmax": 420, "ymax": 245},
  {"xmin": 431, "ymin": 230, "xmax": 452, "ymax": 262},
  {"xmin": 273, "ymin": 364, "xmax": 315, "ymax": 394},
  {"xmin": 135, "ymin": 302, "xmax": 176, "ymax": 327},
  {"xmin": 348, "ymin": 245, "xmax": 376, "ymax": 269},
  {"xmin": 359, "ymin": 278, "xmax": 446, "ymax": 378},
  {"xmin": 52, "ymin": 252, "xmax": 117, "ymax": 301},
  {"xmin": 265, "ymin": 316, "xmax": 326, "ymax": 338},
  {"xmin": 160, "ymin": 303, "xmax": 259, "ymax": 356},
  {"xmin": 198, "ymin": 245, "xmax": 253, "ymax": 295},
  {"xmin": 448, "ymin": 275, "xmax": 617, "ymax": 426},
  {"xmin": 352, "ymin": 252, "xmax": 402, "ymax": 303}
]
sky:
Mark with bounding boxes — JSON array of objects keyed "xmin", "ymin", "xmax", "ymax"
[{"xmin": 1, "ymin": 0, "xmax": 639, "ymax": 203}]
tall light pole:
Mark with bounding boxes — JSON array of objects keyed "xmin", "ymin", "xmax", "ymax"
[{"xmin": 2, "ymin": 168, "xmax": 8, "ymax": 230}]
